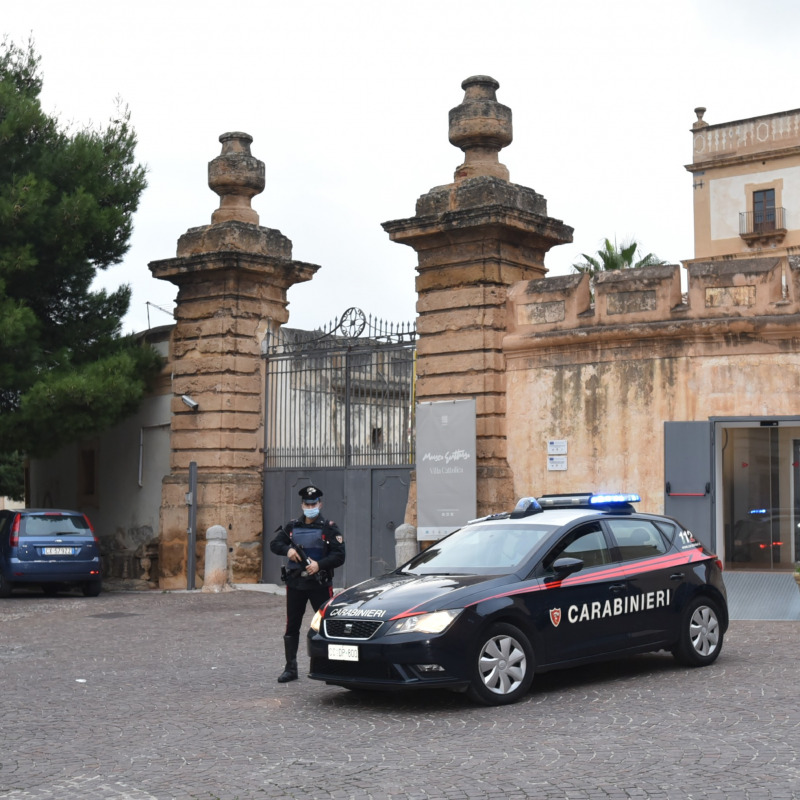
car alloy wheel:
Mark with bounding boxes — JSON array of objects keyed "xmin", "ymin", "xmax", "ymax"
[
  {"xmin": 672, "ymin": 596, "xmax": 723, "ymax": 667},
  {"xmin": 467, "ymin": 622, "xmax": 534, "ymax": 705}
]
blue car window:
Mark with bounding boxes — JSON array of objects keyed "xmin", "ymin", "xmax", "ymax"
[{"xmin": 20, "ymin": 514, "xmax": 88, "ymax": 536}]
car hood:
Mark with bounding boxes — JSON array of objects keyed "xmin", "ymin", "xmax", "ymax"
[{"xmin": 324, "ymin": 572, "xmax": 512, "ymax": 621}]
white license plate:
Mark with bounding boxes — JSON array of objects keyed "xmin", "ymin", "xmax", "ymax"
[
  {"xmin": 328, "ymin": 644, "xmax": 359, "ymax": 661},
  {"xmin": 43, "ymin": 547, "xmax": 74, "ymax": 555}
]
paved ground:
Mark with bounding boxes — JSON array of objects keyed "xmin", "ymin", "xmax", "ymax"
[{"xmin": 0, "ymin": 584, "xmax": 798, "ymax": 800}]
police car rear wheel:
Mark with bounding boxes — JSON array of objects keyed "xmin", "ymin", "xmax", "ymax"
[
  {"xmin": 672, "ymin": 596, "xmax": 723, "ymax": 667},
  {"xmin": 467, "ymin": 623, "xmax": 534, "ymax": 706}
]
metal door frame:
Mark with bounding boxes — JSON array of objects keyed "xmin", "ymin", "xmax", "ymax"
[{"xmin": 712, "ymin": 416, "xmax": 800, "ymax": 570}]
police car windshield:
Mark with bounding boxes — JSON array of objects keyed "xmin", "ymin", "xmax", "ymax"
[{"xmin": 401, "ymin": 522, "xmax": 557, "ymax": 575}]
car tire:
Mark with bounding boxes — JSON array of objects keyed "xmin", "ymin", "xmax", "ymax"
[
  {"xmin": 466, "ymin": 622, "xmax": 534, "ymax": 706},
  {"xmin": 82, "ymin": 581, "xmax": 102, "ymax": 597},
  {"xmin": 672, "ymin": 596, "xmax": 724, "ymax": 667},
  {"xmin": 0, "ymin": 572, "xmax": 11, "ymax": 598}
]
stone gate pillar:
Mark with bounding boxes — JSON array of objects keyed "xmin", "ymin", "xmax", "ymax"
[
  {"xmin": 382, "ymin": 76, "xmax": 573, "ymax": 517},
  {"xmin": 149, "ymin": 132, "xmax": 319, "ymax": 589}
]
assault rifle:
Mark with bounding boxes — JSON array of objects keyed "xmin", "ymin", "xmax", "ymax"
[{"xmin": 290, "ymin": 541, "xmax": 326, "ymax": 584}]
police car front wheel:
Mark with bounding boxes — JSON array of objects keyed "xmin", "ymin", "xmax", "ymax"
[
  {"xmin": 467, "ymin": 623, "xmax": 535, "ymax": 706},
  {"xmin": 672, "ymin": 596, "xmax": 724, "ymax": 667}
]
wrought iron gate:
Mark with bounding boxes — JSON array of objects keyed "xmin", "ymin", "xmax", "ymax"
[{"xmin": 261, "ymin": 308, "xmax": 416, "ymax": 588}]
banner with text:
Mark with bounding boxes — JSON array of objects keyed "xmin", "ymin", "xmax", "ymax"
[{"xmin": 416, "ymin": 399, "xmax": 477, "ymax": 540}]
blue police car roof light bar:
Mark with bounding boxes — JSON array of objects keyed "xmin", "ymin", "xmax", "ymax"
[
  {"xmin": 510, "ymin": 497, "xmax": 543, "ymax": 518},
  {"xmin": 589, "ymin": 493, "xmax": 641, "ymax": 506},
  {"xmin": 535, "ymin": 492, "xmax": 640, "ymax": 509},
  {"xmin": 484, "ymin": 492, "xmax": 641, "ymax": 521}
]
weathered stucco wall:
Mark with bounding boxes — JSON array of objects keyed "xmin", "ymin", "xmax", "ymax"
[
  {"xmin": 507, "ymin": 351, "xmax": 800, "ymax": 514},
  {"xmin": 505, "ymin": 260, "xmax": 800, "ymax": 513}
]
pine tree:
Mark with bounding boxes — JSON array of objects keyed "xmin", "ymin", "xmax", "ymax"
[{"xmin": 0, "ymin": 38, "xmax": 161, "ymax": 498}]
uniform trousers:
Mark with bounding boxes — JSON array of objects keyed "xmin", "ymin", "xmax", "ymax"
[{"xmin": 284, "ymin": 582, "xmax": 333, "ymax": 638}]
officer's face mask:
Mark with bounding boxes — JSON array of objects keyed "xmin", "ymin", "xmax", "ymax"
[{"xmin": 302, "ymin": 504, "xmax": 321, "ymax": 520}]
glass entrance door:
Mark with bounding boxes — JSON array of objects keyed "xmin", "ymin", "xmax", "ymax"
[{"xmin": 721, "ymin": 425, "xmax": 800, "ymax": 570}]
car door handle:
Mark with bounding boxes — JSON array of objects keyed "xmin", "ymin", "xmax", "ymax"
[
  {"xmin": 670, "ymin": 572, "xmax": 685, "ymax": 580},
  {"xmin": 609, "ymin": 583, "xmax": 626, "ymax": 593}
]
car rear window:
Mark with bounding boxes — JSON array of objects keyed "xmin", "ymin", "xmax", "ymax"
[{"xmin": 19, "ymin": 514, "xmax": 90, "ymax": 536}]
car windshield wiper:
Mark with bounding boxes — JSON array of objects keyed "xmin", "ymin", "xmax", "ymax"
[{"xmin": 403, "ymin": 568, "xmax": 455, "ymax": 576}]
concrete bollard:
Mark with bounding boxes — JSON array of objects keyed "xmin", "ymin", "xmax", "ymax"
[
  {"xmin": 202, "ymin": 525, "xmax": 231, "ymax": 592},
  {"xmin": 394, "ymin": 523, "xmax": 418, "ymax": 568}
]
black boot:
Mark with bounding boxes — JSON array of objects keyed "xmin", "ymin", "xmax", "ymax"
[{"xmin": 277, "ymin": 634, "xmax": 299, "ymax": 683}]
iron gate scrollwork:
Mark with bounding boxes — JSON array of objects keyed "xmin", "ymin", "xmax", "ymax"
[
  {"xmin": 263, "ymin": 308, "xmax": 416, "ymax": 468},
  {"xmin": 261, "ymin": 309, "xmax": 416, "ymax": 587}
]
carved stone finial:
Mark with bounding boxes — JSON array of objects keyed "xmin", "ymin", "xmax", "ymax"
[
  {"xmin": 693, "ymin": 107, "xmax": 708, "ymax": 130},
  {"xmin": 449, "ymin": 75, "xmax": 512, "ymax": 183},
  {"xmin": 208, "ymin": 132, "xmax": 266, "ymax": 225}
]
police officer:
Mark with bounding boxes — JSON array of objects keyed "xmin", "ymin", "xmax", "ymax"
[{"xmin": 269, "ymin": 485, "xmax": 345, "ymax": 683}]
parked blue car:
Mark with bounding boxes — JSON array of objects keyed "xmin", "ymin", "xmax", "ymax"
[{"xmin": 0, "ymin": 509, "xmax": 102, "ymax": 597}]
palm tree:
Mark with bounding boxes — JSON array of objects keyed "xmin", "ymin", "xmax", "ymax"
[{"xmin": 572, "ymin": 238, "xmax": 666, "ymax": 280}]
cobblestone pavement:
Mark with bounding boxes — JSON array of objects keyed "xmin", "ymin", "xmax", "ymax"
[{"xmin": 0, "ymin": 586, "xmax": 798, "ymax": 800}]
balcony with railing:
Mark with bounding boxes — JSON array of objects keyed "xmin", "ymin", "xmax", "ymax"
[{"xmin": 739, "ymin": 207, "xmax": 787, "ymax": 243}]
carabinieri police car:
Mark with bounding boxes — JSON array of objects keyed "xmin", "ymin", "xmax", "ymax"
[{"xmin": 308, "ymin": 492, "xmax": 729, "ymax": 705}]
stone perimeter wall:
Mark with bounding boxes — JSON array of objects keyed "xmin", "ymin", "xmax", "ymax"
[{"xmin": 504, "ymin": 257, "xmax": 800, "ymax": 513}]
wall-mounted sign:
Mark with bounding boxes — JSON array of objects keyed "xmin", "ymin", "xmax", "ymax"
[
  {"xmin": 547, "ymin": 455, "xmax": 568, "ymax": 471},
  {"xmin": 416, "ymin": 399, "xmax": 477, "ymax": 541},
  {"xmin": 547, "ymin": 439, "xmax": 568, "ymax": 455}
]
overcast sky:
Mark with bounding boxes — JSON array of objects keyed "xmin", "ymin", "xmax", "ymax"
[{"xmin": 6, "ymin": 0, "xmax": 800, "ymax": 334}]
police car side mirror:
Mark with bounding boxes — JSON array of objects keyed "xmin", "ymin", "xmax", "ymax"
[{"xmin": 551, "ymin": 557, "xmax": 584, "ymax": 579}]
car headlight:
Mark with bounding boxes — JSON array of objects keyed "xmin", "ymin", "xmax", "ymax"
[
  {"xmin": 387, "ymin": 609, "xmax": 461, "ymax": 635},
  {"xmin": 310, "ymin": 608, "xmax": 323, "ymax": 632}
]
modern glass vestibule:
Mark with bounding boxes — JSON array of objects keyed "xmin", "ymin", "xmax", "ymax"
[
  {"xmin": 665, "ymin": 418, "xmax": 800, "ymax": 571},
  {"xmin": 719, "ymin": 421, "xmax": 800, "ymax": 571}
]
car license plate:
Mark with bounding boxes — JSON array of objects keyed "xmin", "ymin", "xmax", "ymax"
[
  {"xmin": 328, "ymin": 644, "xmax": 359, "ymax": 661},
  {"xmin": 43, "ymin": 547, "xmax": 74, "ymax": 555}
]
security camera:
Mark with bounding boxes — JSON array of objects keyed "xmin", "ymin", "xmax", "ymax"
[{"xmin": 181, "ymin": 395, "xmax": 199, "ymax": 411}]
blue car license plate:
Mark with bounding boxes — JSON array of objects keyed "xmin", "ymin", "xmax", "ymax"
[{"xmin": 43, "ymin": 547, "xmax": 75, "ymax": 555}]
